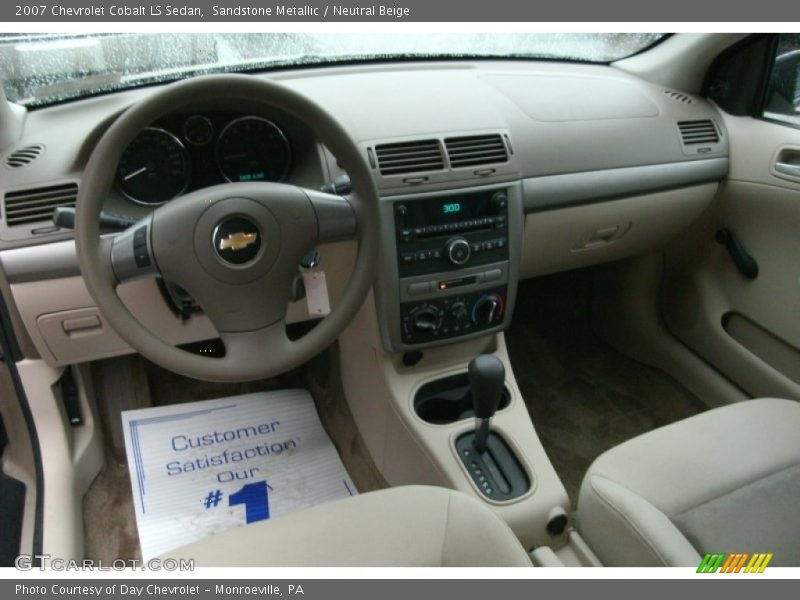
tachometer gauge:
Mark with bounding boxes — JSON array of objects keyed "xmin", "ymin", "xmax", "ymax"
[
  {"xmin": 117, "ymin": 127, "xmax": 189, "ymax": 205},
  {"xmin": 215, "ymin": 116, "xmax": 291, "ymax": 183}
]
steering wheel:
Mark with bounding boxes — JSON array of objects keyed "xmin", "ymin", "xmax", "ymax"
[{"xmin": 75, "ymin": 75, "xmax": 380, "ymax": 382}]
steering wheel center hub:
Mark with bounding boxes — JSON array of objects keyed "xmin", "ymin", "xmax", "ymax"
[
  {"xmin": 183, "ymin": 194, "xmax": 282, "ymax": 285},
  {"xmin": 213, "ymin": 217, "xmax": 262, "ymax": 265}
]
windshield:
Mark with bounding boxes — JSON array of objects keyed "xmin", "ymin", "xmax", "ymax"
[{"xmin": 0, "ymin": 33, "xmax": 665, "ymax": 107}]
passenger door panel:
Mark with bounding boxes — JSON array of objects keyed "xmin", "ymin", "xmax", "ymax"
[{"xmin": 663, "ymin": 113, "xmax": 800, "ymax": 400}]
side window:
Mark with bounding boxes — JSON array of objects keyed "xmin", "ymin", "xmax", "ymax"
[{"xmin": 763, "ymin": 34, "xmax": 800, "ymax": 126}]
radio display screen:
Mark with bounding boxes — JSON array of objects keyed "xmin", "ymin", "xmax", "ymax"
[
  {"xmin": 407, "ymin": 191, "xmax": 496, "ymax": 227},
  {"xmin": 441, "ymin": 202, "xmax": 462, "ymax": 215}
]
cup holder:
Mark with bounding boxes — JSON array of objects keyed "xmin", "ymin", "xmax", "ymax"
[{"xmin": 414, "ymin": 372, "xmax": 510, "ymax": 425}]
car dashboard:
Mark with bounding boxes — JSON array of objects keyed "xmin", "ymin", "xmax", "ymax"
[{"xmin": 0, "ymin": 59, "xmax": 730, "ymax": 366}]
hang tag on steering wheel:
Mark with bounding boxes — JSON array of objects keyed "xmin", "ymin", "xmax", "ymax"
[{"xmin": 303, "ymin": 270, "xmax": 330, "ymax": 316}]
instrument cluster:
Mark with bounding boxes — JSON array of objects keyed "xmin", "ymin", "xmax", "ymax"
[{"xmin": 115, "ymin": 113, "xmax": 292, "ymax": 205}]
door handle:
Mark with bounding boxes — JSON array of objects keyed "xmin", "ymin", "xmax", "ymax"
[
  {"xmin": 774, "ymin": 161, "xmax": 800, "ymax": 178},
  {"xmin": 715, "ymin": 228, "xmax": 759, "ymax": 279}
]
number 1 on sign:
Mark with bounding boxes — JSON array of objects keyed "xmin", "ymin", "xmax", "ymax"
[{"xmin": 228, "ymin": 480, "xmax": 270, "ymax": 523}]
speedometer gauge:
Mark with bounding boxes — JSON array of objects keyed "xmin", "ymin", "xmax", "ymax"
[
  {"xmin": 117, "ymin": 127, "xmax": 189, "ymax": 205},
  {"xmin": 215, "ymin": 116, "xmax": 291, "ymax": 183}
]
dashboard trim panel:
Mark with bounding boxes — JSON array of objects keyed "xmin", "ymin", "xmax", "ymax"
[
  {"xmin": 523, "ymin": 157, "xmax": 729, "ymax": 212},
  {"xmin": 0, "ymin": 238, "xmax": 82, "ymax": 284}
]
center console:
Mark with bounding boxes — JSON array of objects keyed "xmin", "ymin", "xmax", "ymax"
[
  {"xmin": 338, "ymin": 178, "xmax": 591, "ymax": 559},
  {"xmin": 376, "ymin": 182, "xmax": 523, "ymax": 352}
]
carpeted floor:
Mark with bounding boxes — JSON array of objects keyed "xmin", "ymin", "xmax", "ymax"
[
  {"xmin": 506, "ymin": 269, "xmax": 707, "ymax": 506},
  {"xmin": 83, "ymin": 343, "xmax": 385, "ymax": 561}
]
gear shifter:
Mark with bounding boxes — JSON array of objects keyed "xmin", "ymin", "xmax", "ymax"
[
  {"xmin": 469, "ymin": 354, "xmax": 506, "ymax": 453},
  {"xmin": 455, "ymin": 354, "xmax": 528, "ymax": 500}
]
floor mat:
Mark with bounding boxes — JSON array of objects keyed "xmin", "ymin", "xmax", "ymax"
[
  {"xmin": 122, "ymin": 389, "xmax": 356, "ymax": 560},
  {"xmin": 506, "ymin": 269, "xmax": 706, "ymax": 506},
  {"xmin": 143, "ymin": 346, "xmax": 388, "ymax": 495}
]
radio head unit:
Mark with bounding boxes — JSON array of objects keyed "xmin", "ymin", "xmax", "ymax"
[
  {"xmin": 375, "ymin": 183, "xmax": 522, "ymax": 352},
  {"xmin": 395, "ymin": 188, "xmax": 509, "ymax": 278}
]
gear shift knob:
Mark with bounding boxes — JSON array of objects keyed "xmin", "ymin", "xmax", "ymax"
[{"xmin": 468, "ymin": 354, "xmax": 505, "ymax": 452}]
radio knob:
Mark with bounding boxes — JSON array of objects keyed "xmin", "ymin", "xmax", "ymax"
[
  {"xmin": 473, "ymin": 293, "xmax": 504, "ymax": 326},
  {"xmin": 446, "ymin": 237, "xmax": 471, "ymax": 265},
  {"xmin": 490, "ymin": 191, "xmax": 508, "ymax": 214},
  {"xmin": 410, "ymin": 306, "xmax": 441, "ymax": 335}
]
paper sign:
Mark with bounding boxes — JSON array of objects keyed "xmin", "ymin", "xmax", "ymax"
[
  {"xmin": 304, "ymin": 270, "xmax": 331, "ymax": 316},
  {"xmin": 122, "ymin": 390, "xmax": 356, "ymax": 560}
]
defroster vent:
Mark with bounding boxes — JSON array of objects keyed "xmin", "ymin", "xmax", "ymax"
[{"xmin": 4, "ymin": 144, "xmax": 45, "ymax": 168}]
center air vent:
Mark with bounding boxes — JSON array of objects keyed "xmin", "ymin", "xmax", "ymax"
[
  {"xmin": 678, "ymin": 120, "xmax": 719, "ymax": 145},
  {"xmin": 4, "ymin": 182, "xmax": 78, "ymax": 227},
  {"xmin": 374, "ymin": 139, "xmax": 444, "ymax": 176},
  {"xmin": 4, "ymin": 144, "xmax": 45, "ymax": 168},
  {"xmin": 445, "ymin": 134, "xmax": 509, "ymax": 168}
]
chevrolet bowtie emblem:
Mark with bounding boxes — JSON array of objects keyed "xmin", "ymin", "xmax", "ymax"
[{"xmin": 218, "ymin": 232, "xmax": 258, "ymax": 251}]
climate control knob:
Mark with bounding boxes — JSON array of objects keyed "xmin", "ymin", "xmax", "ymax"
[
  {"xmin": 448, "ymin": 301, "xmax": 469, "ymax": 325},
  {"xmin": 446, "ymin": 236, "xmax": 471, "ymax": 265},
  {"xmin": 472, "ymin": 293, "xmax": 504, "ymax": 326},
  {"xmin": 410, "ymin": 306, "xmax": 442, "ymax": 335}
]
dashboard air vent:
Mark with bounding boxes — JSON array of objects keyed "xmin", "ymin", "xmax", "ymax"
[
  {"xmin": 4, "ymin": 144, "xmax": 45, "ymax": 168},
  {"xmin": 664, "ymin": 90, "xmax": 694, "ymax": 104},
  {"xmin": 678, "ymin": 120, "xmax": 719, "ymax": 145},
  {"xmin": 374, "ymin": 139, "xmax": 444, "ymax": 176},
  {"xmin": 445, "ymin": 134, "xmax": 509, "ymax": 168},
  {"xmin": 3, "ymin": 182, "xmax": 78, "ymax": 226}
]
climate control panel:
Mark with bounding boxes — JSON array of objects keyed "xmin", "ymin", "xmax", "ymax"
[{"xmin": 401, "ymin": 287, "xmax": 507, "ymax": 344}]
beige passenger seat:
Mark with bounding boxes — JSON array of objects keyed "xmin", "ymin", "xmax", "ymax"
[{"xmin": 577, "ymin": 398, "xmax": 800, "ymax": 566}]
